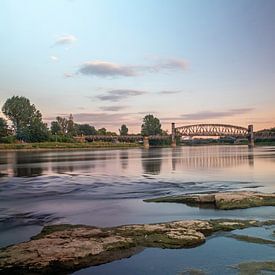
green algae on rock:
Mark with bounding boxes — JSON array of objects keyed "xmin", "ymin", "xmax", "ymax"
[
  {"xmin": 144, "ymin": 191, "xmax": 275, "ymax": 210},
  {"xmin": 235, "ymin": 260, "xmax": 275, "ymax": 275},
  {"xmin": 226, "ymin": 233, "xmax": 275, "ymax": 245},
  {"xmin": 0, "ymin": 219, "xmax": 274, "ymax": 274}
]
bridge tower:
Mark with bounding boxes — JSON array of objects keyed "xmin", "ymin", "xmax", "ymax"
[
  {"xmin": 248, "ymin": 124, "xmax": 254, "ymax": 148},
  {"xmin": 171, "ymin": 123, "xmax": 176, "ymax": 148}
]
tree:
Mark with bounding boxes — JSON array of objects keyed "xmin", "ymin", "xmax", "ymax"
[
  {"xmin": 67, "ymin": 114, "xmax": 76, "ymax": 136},
  {"xmin": 141, "ymin": 114, "xmax": 162, "ymax": 136},
  {"xmin": 56, "ymin": 116, "xmax": 68, "ymax": 135},
  {"xmin": 25, "ymin": 117, "xmax": 49, "ymax": 142},
  {"xmin": 97, "ymin": 128, "xmax": 107, "ymax": 135},
  {"xmin": 0, "ymin": 118, "xmax": 8, "ymax": 138},
  {"xmin": 75, "ymin": 124, "xmax": 97, "ymax": 135},
  {"xmin": 51, "ymin": 121, "xmax": 61, "ymax": 135},
  {"xmin": 119, "ymin": 124, "xmax": 128, "ymax": 136},
  {"xmin": 2, "ymin": 96, "xmax": 49, "ymax": 142}
]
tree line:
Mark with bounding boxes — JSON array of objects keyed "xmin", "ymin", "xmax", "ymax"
[{"xmin": 0, "ymin": 96, "xmax": 164, "ymax": 143}]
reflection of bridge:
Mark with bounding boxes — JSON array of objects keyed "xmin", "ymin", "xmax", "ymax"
[
  {"xmin": 171, "ymin": 146, "xmax": 254, "ymax": 170},
  {"xmin": 171, "ymin": 123, "xmax": 254, "ymax": 147},
  {"xmin": 74, "ymin": 123, "xmax": 255, "ymax": 148}
]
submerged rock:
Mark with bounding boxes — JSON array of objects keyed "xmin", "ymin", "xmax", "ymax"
[
  {"xmin": 0, "ymin": 219, "xmax": 273, "ymax": 274},
  {"xmin": 235, "ymin": 259, "xmax": 275, "ymax": 274},
  {"xmin": 144, "ymin": 191, "xmax": 275, "ymax": 210}
]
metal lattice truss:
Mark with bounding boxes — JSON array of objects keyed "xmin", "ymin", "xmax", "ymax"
[{"xmin": 176, "ymin": 124, "xmax": 248, "ymax": 137}]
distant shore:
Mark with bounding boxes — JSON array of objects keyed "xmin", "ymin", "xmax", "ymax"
[{"xmin": 0, "ymin": 142, "xmax": 142, "ymax": 151}]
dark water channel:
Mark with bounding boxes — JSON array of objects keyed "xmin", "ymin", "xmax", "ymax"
[{"xmin": 1, "ymin": 145, "xmax": 275, "ymax": 274}]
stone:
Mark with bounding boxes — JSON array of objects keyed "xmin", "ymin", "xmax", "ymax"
[
  {"xmin": 0, "ymin": 219, "xmax": 274, "ymax": 274},
  {"xmin": 144, "ymin": 191, "xmax": 275, "ymax": 210}
]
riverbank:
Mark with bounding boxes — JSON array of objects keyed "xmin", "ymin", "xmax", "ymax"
[
  {"xmin": 1, "ymin": 141, "xmax": 275, "ymax": 151},
  {"xmin": 0, "ymin": 142, "xmax": 142, "ymax": 151}
]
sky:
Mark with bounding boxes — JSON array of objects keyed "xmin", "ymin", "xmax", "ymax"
[{"xmin": 0, "ymin": 0, "xmax": 275, "ymax": 133}]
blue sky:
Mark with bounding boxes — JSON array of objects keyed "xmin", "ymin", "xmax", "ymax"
[{"xmin": 0, "ymin": 0, "xmax": 274, "ymax": 132}]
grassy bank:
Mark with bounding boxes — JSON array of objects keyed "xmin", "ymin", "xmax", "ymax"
[{"xmin": 0, "ymin": 142, "xmax": 142, "ymax": 150}]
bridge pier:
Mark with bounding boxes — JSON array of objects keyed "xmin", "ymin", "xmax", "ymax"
[
  {"xmin": 143, "ymin": 136, "xmax": 150, "ymax": 149},
  {"xmin": 248, "ymin": 124, "xmax": 254, "ymax": 148},
  {"xmin": 171, "ymin": 123, "xmax": 176, "ymax": 148}
]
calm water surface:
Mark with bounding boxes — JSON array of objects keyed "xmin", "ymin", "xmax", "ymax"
[{"xmin": 1, "ymin": 145, "xmax": 275, "ymax": 274}]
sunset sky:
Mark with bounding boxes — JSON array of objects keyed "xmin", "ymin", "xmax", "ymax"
[{"xmin": 0, "ymin": 0, "xmax": 274, "ymax": 133}]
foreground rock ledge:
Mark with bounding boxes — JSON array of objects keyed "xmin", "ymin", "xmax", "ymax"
[
  {"xmin": 0, "ymin": 219, "xmax": 274, "ymax": 274},
  {"xmin": 144, "ymin": 191, "xmax": 275, "ymax": 210}
]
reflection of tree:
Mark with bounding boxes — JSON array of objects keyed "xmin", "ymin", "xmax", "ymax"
[
  {"xmin": 142, "ymin": 148, "xmax": 162, "ymax": 175},
  {"xmin": 120, "ymin": 151, "xmax": 129, "ymax": 170},
  {"xmin": 171, "ymin": 146, "xmax": 254, "ymax": 170},
  {"xmin": 13, "ymin": 152, "xmax": 43, "ymax": 177}
]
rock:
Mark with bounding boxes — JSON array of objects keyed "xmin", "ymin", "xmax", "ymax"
[
  {"xmin": 0, "ymin": 219, "xmax": 273, "ymax": 274},
  {"xmin": 144, "ymin": 191, "xmax": 275, "ymax": 210},
  {"xmin": 234, "ymin": 260, "xmax": 275, "ymax": 274}
]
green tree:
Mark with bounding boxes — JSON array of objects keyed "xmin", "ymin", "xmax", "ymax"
[
  {"xmin": 97, "ymin": 128, "xmax": 107, "ymax": 135},
  {"xmin": 25, "ymin": 117, "xmax": 49, "ymax": 142},
  {"xmin": 2, "ymin": 96, "xmax": 49, "ymax": 142},
  {"xmin": 0, "ymin": 118, "xmax": 8, "ymax": 138},
  {"xmin": 75, "ymin": 124, "xmax": 97, "ymax": 135},
  {"xmin": 141, "ymin": 114, "xmax": 162, "ymax": 136},
  {"xmin": 119, "ymin": 124, "xmax": 128, "ymax": 136},
  {"xmin": 56, "ymin": 116, "xmax": 68, "ymax": 135},
  {"xmin": 51, "ymin": 121, "xmax": 61, "ymax": 135},
  {"xmin": 67, "ymin": 114, "xmax": 76, "ymax": 136}
]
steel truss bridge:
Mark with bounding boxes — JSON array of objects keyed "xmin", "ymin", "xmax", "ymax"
[
  {"xmin": 175, "ymin": 124, "xmax": 249, "ymax": 137},
  {"xmin": 74, "ymin": 123, "xmax": 255, "ymax": 147}
]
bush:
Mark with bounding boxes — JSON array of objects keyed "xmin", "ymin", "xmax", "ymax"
[
  {"xmin": 0, "ymin": 136, "xmax": 16, "ymax": 144},
  {"xmin": 49, "ymin": 135, "xmax": 75, "ymax": 143}
]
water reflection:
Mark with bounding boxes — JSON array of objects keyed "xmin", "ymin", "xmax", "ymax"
[
  {"xmin": 142, "ymin": 148, "xmax": 162, "ymax": 175},
  {"xmin": 0, "ymin": 146, "xmax": 266, "ymax": 178},
  {"xmin": 13, "ymin": 152, "xmax": 43, "ymax": 177},
  {"xmin": 172, "ymin": 146, "xmax": 254, "ymax": 170},
  {"xmin": 119, "ymin": 151, "xmax": 129, "ymax": 170}
]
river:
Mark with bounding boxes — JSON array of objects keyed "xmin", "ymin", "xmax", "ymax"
[{"xmin": 1, "ymin": 145, "xmax": 275, "ymax": 274}]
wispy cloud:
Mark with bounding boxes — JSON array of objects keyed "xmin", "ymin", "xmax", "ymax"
[
  {"xmin": 78, "ymin": 58, "xmax": 187, "ymax": 78},
  {"xmin": 50, "ymin": 55, "xmax": 59, "ymax": 61},
  {"xmin": 151, "ymin": 58, "xmax": 186, "ymax": 72},
  {"xmin": 181, "ymin": 108, "xmax": 254, "ymax": 120},
  {"xmin": 96, "ymin": 89, "xmax": 146, "ymax": 102},
  {"xmin": 99, "ymin": 105, "xmax": 128, "ymax": 111},
  {"xmin": 64, "ymin": 72, "xmax": 74, "ymax": 78},
  {"xmin": 79, "ymin": 61, "xmax": 136, "ymax": 77},
  {"xmin": 54, "ymin": 34, "xmax": 77, "ymax": 46},
  {"xmin": 158, "ymin": 90, "xmax": 183, "ymax": 95}
]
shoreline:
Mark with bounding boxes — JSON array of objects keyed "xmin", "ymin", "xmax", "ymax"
[
  {"xmin": 0, "ymin": 141, "xmax": 274, "ymax": 152},
  {"xmin": 0, "ymin": 142, "xmax": 143, "ymax": 152}
]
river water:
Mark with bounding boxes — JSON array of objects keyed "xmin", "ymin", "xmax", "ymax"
[{"xmin": 1, "ymin": 145, "xmax": 275, "ymax": 274}]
